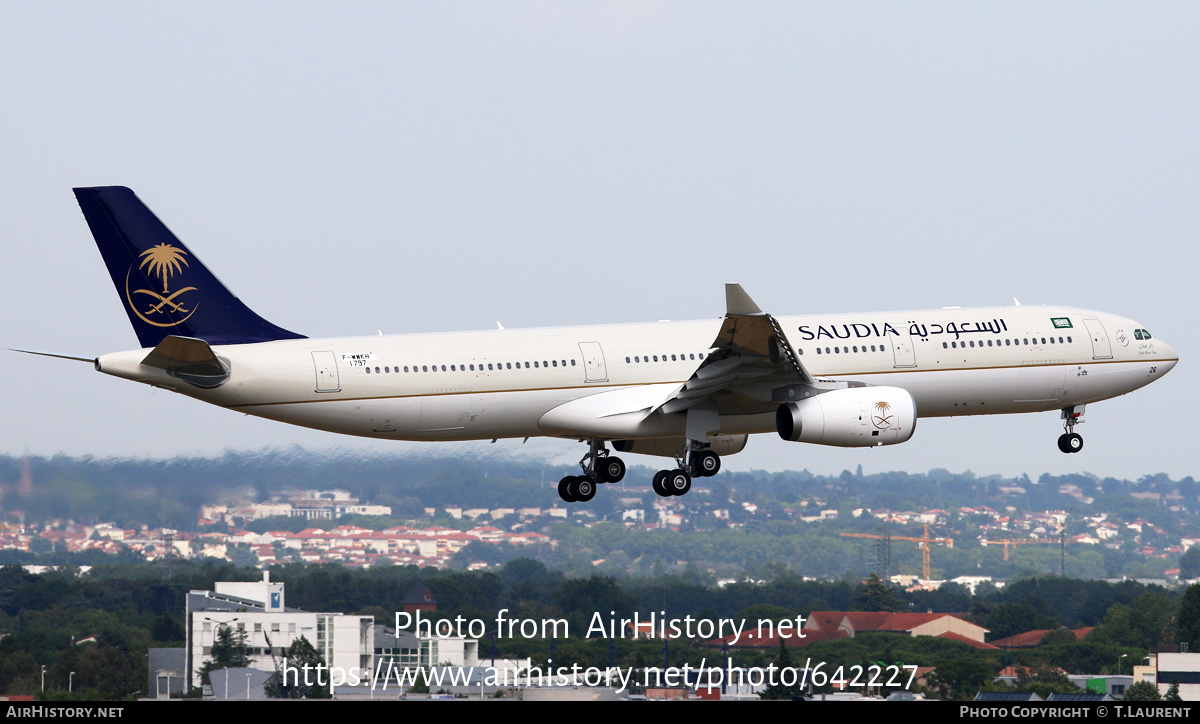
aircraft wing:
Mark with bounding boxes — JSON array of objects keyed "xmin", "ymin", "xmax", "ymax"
[
  {"xmin": 540, "ymin": 284, "xmax": 816, "ymax": 438},
  {"xmin": 658, "ymin": 284, "xmax": 815, "ymax": 415}
]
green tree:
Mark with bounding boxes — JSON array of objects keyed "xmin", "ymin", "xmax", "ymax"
[
  {"xmin": 926, "ymin": 659, "xmax": 993, "ymax": 700},
  {"xmin": 1177, "ymin": 584, "xmax": 1200, "ymax": 649},
  {"xmin": 851, "ymin": 573, "xmax": 902, "ymax": 612},
  {"xmin": 1093, "ymin": 591, "xmax": 1175, "ymax": 649},
  {"xmin": 759, "ymin": 641, "xmax": 803, "ymax": 700},
  {"xmin": 1179, "ymin": 548, "xmax": 1200, "ymax": 580},
  {"xmin": 1165, "ymin": 680, "xmax": 1182, "ymax": 702},
  {"xmin": 264, "ymin": 636, "xmax": 331, "ymax": 699},
  {"xmin": 197, "ymin": 625, "xmax": 251, "ymax": 685},
  {"xmin": 1123, "ymin": 680, "xmax": 1162, "ymax": 701},
  {"xmin": 1040, "ymin": 628, "xmax": 1078, "ymax": 646}
]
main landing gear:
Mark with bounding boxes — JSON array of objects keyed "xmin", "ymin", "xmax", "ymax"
[
  {"xmin": 1057, "ymin": 405, "xmax": 1084, "ymax": 454},
  {"xmin": 558, "ymin": 439, "xmax": 626, "ymax": 503},
  {"xmin": 650, "ymin": 442, "xmax": 721, "ymax": 498},
  {"xmin": 555, "ymin": 439, "xmax": 724, "ymax": 503}
]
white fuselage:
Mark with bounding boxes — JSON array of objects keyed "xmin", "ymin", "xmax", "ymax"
[{"xmin": 95, "ymin": 305, "xmax": 1177, "ymax": 448}]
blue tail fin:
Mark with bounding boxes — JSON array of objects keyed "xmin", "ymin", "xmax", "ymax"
[{"xmin": 74, "ymin": 186, "xmax": 306, "ymax": 347}]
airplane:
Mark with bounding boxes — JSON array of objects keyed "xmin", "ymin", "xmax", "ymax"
[{"xmin": 17, "ymin": 187, "xmax": 1179, "ymax": 504}]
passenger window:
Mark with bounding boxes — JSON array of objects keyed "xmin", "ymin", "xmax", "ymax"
[
  {"xmin": 375, "ymin": 367, "xmax": 380, "ymax": 373},
  {"xmin": 798, "ymin": 348, "xmax": 803, "ymax": 355},
  {"xmin": 524, "ymin": 362, "xmax": 530, "ymax": 368},
  {"xmin": 404, "ymin": 366, "xmax": 409, "ymax": 372},
  {"xmin": 554, "ymin": 360, "xmax": 559, "ymax": 366},
  {"xmin": 816, "ymin": 348, "xmax": 822, "ymax": 354},
  {"xmin": 1041, "ymin": 338, "xmax": 1046, "ymax": 345},
  {"xmin": 571, "ymin": 360, "xmax": 576, "ymax": 366},
  {"xmin": 366, "ymin": 367, "xmax": 371, "ymax": 374},
  {"xmin": 1067, "ymin": 336, "xmax": 1072, "ymax": 343},
  {"xmin": 943, "ymin": 342, "xmax": 948, "ymax": 349}
]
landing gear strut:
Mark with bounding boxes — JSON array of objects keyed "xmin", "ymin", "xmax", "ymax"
[
  {"xmin": 650, "ymin": 440, "xmax": 721, "ymax": 498},
  {"xmin": 1057, "ymin": 406, "xmax": 1084, "ymax": 454},
  {"xmin": 558, "ymin": 439, "xmax": 625, "ymax": 503}
]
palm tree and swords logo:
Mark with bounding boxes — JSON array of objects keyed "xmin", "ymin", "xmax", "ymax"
[
  {"xmin": 871, "ymin": 400, "xmax": 895, "ymax": 430},
  {"xmin": 123, "ymin": 243, "xmax": 199, "ymax": 328}
]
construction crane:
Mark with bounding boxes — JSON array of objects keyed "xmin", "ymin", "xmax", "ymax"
[
  {"xmin": 982, "ymin": 536, "xmax": 1058, "ymax": 561},
  {"xmin": 840, "ymin": 524, "xmax": 953, "ymax": 580}
]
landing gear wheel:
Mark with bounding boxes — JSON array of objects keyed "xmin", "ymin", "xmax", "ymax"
[
  {"xmin": 652, "ymin": 470, "xmax": 671, "ymax": 497},
  {"xmin": 574, "ymin": 476, "xmax": 596, "ymax": 502},
  {"xmin": 1057, "ymin": 433, "xmax": 1084, "ymax": 453},
  {"xmin": 558, "ymin": 476, "xmax": 578, "ymax": 503},
  {"xmin": 667, "ymin": 469, "xmax": 692, "ymax": 496},
  {"xmin": 692, "ymin": 450, "xmax": 720, "ymax": 477},
  {"xmin": 599, "ymin": 456, "xmax": 626, "ymax": 484},
  {"xmin": 1065, "ymin": 432, "xmax": 1083, "ymax": 453}
]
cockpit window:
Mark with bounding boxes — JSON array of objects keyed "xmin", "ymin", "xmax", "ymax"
[{"xmin": 1141, "ymin": 329, "xmax": 1152, "ymax": 339}]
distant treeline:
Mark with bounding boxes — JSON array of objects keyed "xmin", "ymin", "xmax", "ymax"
[
  {"xmin": 0, "ymin": 450, "xmax": 1193, "ymax": 528},
  {"xmin": 0, "ymin": 558, "xmax": 1179, "ymax": 699}
]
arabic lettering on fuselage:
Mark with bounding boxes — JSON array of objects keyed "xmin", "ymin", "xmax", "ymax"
[{"xmin": 797, "ymin": 319, "xmax": 1009, "ymax": 341}]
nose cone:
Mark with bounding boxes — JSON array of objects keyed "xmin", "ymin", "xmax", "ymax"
[{"xmin": 1159, "ymin": 340, "xmax": 1179, "ymax": 375}]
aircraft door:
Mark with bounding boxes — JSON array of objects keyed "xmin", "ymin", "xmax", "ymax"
[
  {"xmin": 890, "ymin": 329, "xmax": 917, "ymax": 368},
  {"xmin": 578, "ymin": 341, "xmax": 608, "ymax": 382},
  {"xmin": 1082, "ymin": 318, "xmax": 1113, "ymax": 360},
  {"xmin": 312, "ymin": 351, "xmax": 341, "ymax": 392}
]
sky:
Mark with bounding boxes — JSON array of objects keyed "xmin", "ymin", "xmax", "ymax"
[{"xmin": 1, "ymin": 3, "xmax": 1197, "ymax": 483}]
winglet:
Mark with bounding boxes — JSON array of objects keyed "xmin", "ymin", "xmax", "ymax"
[{"xmin": 725, "ymin": 284, "xmax": 764, "ymax": 316}]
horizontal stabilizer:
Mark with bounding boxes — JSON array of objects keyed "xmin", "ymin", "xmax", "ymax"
[{"xmin": 141, "ymin": 335, "xmax": 229, "ymax": 388}]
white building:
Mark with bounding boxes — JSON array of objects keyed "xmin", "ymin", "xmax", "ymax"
[{"xmin": 186, "ymin": 571, "xmax": 373, "ymax": 691}]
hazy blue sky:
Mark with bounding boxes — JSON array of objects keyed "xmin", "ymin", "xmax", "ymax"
[{"xmin": 2, "ymin": 3, "xmax": 1196, "ymax": 482}]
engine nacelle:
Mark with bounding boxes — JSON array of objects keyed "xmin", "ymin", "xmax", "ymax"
[
  {"xmin": 776, "ymin": 387, "xmax": 916, "ymax": 447},
  {"xmin": 613, "ymin": 434, "xmax": 748, "ymax": 458}
]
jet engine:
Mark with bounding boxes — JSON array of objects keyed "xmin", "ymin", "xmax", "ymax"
[{"xmin": 776, "ymin": 387, "xmax": 916, "ymax": 447}]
